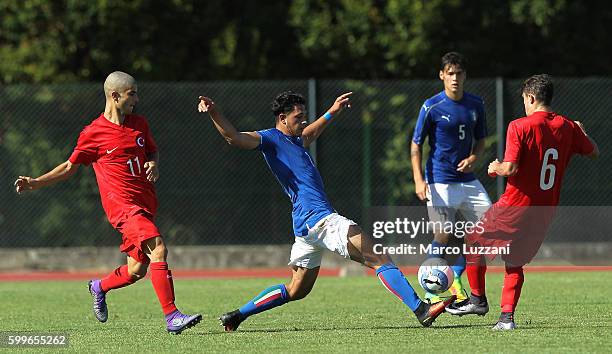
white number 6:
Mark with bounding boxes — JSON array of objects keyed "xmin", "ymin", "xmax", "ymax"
[{"xmin": 539, "ymin": 148, "xmax": 558, "ymax": 190}]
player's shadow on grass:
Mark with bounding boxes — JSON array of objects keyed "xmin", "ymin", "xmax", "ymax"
[
  {"xmin": 428, "ymin": 324, "xmax": 494, "ymax": 329},
  {"xmin": 199, "ymin": 323, "xmax": 492, "ymax": 335},
  {"xmin": 509, "ymin": 324, "xmax": 612, "ymax": 330}
]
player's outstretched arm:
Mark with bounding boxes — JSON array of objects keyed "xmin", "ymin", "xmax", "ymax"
[
  {"xmin": 198, "ymin": 96, "xmax": 260, "ymax": 150},
  {"xmin": 410, "ymin": 141, "xmax": 429, "ymax": 201},
  {"xmin": 302, "ymin": 92, "xmax": 352, "ymax": 148},
  {"xmin": 14, "ymin": 160, "xmax": 79, "ymax": 194}
]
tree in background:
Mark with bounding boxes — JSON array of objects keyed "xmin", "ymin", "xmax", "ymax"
[
  {"xmin": 289, "ymin": 0, "xmax": 611, "ymax": 78},
  {"xmin": 1, "ymin": 0, "xmax": 610, "ymax": 83},
  {"xmin": 0, "ymin": 0, "xmax": 306, "ymax": 83}
]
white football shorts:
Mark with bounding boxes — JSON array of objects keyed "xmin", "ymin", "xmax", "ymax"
[
  {"xmin": 426, "ymin": 179, "xmax": 492, "ymax": 227},
  {"xmin": 288, "ymin": 213, "xmax": 357, "ymax": 269}
]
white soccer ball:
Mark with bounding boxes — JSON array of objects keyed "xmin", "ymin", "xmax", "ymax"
[{"xmin": 418, "ymin": 257, "xmax": 454, "ymax": 294}]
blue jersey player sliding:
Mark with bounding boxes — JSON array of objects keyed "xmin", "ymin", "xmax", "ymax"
[
  {"xmin": 198, "ymin": 91, "xmax": 455, "ymax": 331},
  {"xmin": 411, "ymin": 52, "xmax": 491, "ymax": 307}
]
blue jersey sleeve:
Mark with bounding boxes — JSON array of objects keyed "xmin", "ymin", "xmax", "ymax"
[
  {"xmin": 257, "ymin": 129, "xmax": 276, "ymax": 152},
  {"xmin": 474, "ymin": 102, "xmax": 487, "ymax": 140},
  {"xmin": 412, "ymin": 103, "xmax": 431, "ymax": 145}
]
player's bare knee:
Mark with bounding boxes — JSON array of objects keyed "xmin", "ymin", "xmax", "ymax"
[
  {"xmin": 350, "ymin": 231, "xmax": 391, "ymax": 268},
  {"xmin": 146, "ymin": 238, "xmax": 168, "ymax": 262},
  {"xmin": 356, "ymin": 248, "xmax": 388, "ymax": 269},
  {"xmin": 127, "ymin": 262, "xmax": 148, "ymax": 280},
  {"xmin": 285, "ymin": 283, "xmax": 312, "ymax": 301},
  {"xmin": 286, "ymin": 276, "xmax": 315, "ymax": 301},
  {"xmin": 129, "ymin": 270, "xmax": 147, "ymax": 281},
  {"xmin": 153, "ymin": 243, "xmax": 168, "ymax": 261},
  {"xmin": 347, "ymin": 224, "xmax": 363, "ymax": 239}
]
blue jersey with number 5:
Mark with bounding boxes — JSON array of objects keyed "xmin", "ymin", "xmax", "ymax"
[
  {"xmin": 258, "ymin": 128, "xmax": 334, "ymax": 236},
  {"xmin": 412, "ymin": 91, "xmax": 487, "ymax": 183}
]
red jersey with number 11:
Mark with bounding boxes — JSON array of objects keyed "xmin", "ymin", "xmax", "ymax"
[
  {"xmin": 68, "ymin": 114, "xmax": 158, "ymax": 227},
  {"xmin": 498, "ymin": 111, "xmax": 594, "ymax": 206}
]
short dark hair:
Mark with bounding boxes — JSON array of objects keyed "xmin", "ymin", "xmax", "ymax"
[
  {"xmin": 441, "ymin": 52, "xmax": 467, "ymax": 71},
  {"xmin": 272, "ymin": 91, "xmax": 306, "ymax": 117},
  {"xmin": 521, "ymin": 74, "xmax": 554, "ymax": 105}
]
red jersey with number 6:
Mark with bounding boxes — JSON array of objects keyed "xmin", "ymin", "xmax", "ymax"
[
  {"xmin": 498, "ymin": 111, "xmax": 594, "ymax": 206},
  {"xmin": 68, "ymin": 114, "xmax": 158, "ymax": 227}
]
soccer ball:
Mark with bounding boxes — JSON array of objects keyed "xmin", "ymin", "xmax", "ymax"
[{"xmin": 418, "ymin": 258, "xmax": 454, "ymax": 294}]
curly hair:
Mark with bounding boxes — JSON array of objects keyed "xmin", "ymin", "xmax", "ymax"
[{"xmin": 271, "ymin": 91, "xmax": 306, "ymax": 118}]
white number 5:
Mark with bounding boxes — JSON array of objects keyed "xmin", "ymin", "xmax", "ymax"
[
  {"xmin": 459, "ymin": 124, "xmax": 466, "ymax": 140},
  {"xmin": 539, "ymin": 148, "xmax": 558, "ymax": 190}
]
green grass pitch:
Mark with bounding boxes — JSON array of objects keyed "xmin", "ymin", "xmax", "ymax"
[{"xmin": 1, "ymin": 272, "xmax": 611, "ymax": 353}]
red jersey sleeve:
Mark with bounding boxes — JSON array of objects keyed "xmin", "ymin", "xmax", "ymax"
[
  {"xmin": 144, "ymin": 119, "xmax": 158, "ymax": 154},
  {"xmin": 69, "ymin": 127, "xmax": 98, "ymax": 165},
  {"xmin": 571, "ymin": 121, "xmax": 594, "ymax": 155},
  {"xmin": 503, "ymin": 121, "xmax": 522, "ymax": 163}
]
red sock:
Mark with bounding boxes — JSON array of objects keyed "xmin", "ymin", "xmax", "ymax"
[
  {"xmin": 100, "ymin": 265, "xmax": 136, "ymax": 292},
  {"xmin": 466, "ymin": 254, "xmax": 487, "ymax": 296},
  {"xmin": 150, "ymin": 262, "xmax": 178, "ymax": 315},
  {"xmin": 501, "ymin": 266, "xmax": 524, "ymax": 313}
]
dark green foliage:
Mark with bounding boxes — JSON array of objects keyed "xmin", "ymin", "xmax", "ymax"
[{"xmin": 0, "ymin": 0, "xmax": 610, "ymax": 83}]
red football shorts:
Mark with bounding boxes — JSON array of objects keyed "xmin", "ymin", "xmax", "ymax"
[
  {"xmin": 116, "ymin": 211, "xmax": 161, "ymax": 264},
  {"xmin": 466, "ymin": 204, "xmax": 556, "ymax": 266}
]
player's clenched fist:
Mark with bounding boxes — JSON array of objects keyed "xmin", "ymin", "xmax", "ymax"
[
  {"xmin": 14, "ymin": 176, "xmax": 37, "ymax": 194},
  {"xmin": 198, "ymin": 96, "xmax": 216, "ymax": 113},
  {"xmin": 488, "ymin": 159, "xmax": 501, "ymax": 177}
]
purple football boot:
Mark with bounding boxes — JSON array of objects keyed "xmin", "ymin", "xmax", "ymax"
[
  {"xmin": 166, "ymin": 310, "xmax": 202, "ymax": 334},
  {"xmin": 88, "ymin": 280, "xmax": 108, "ymax": 323}
]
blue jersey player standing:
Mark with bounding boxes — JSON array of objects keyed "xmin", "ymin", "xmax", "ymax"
[
  {"xmin": 198, "ymin": 91, "xmax": 455, "ymax": 331},
  {"xmin": 411, "ymin": 52, "xmax": 492, "ymax": 307}
]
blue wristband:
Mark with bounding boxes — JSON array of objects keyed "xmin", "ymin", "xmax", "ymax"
[{"xmin": 323, "ymin": 112, "xmax": 333, "ymax": 121}]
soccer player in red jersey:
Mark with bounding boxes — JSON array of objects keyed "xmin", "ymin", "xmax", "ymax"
[
  {"xmin": 14, "ymin": 71, "xmax": 201, "ymax": 334},
  {"xmin": 446, "ymin": 74, "xmax": 599, "ymax": 330}
]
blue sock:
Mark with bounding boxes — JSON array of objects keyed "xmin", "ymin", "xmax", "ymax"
[
  {"xmin": 451, "ymin": 254, "xmax": 466, "ymax": 277},
  {"xmin": 376, "ymin": 263, "xmax": 422, "ymax": 312},
  {"xmin": 238, "ymin": 284, "xmax": 289, "ymax": 319},
  {"xmin": 427, "ymin": 240, "xmax": 446, "ymax": 258}
]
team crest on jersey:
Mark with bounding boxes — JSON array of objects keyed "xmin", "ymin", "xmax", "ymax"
[
  {"xmin": 470, "ymin": 110, "xmax": 477, "ymax": 122},
  {"xmin": 136, "ymin": 136, "xmax": 145, "ymax": 147}
]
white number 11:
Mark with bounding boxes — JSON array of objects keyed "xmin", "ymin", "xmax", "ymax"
[{"xmin": 127, "ymin": 156, "xmax": 141, "ymax": 176}]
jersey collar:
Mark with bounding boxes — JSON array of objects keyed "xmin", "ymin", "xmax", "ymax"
[
  {"xmin": 98, "ymin": 113, "xmax": 130, "ymax": 130},
  {"xmin": 530, "ymin": 111, "xmax": 555, "ymax": 119},
  {"xmin": 442, "ymin": 90, "xmax": 464, "ymax": 103},
  {"xmin": 275, "ymin": 128, "xmax": 302, "ymax": 144}
]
